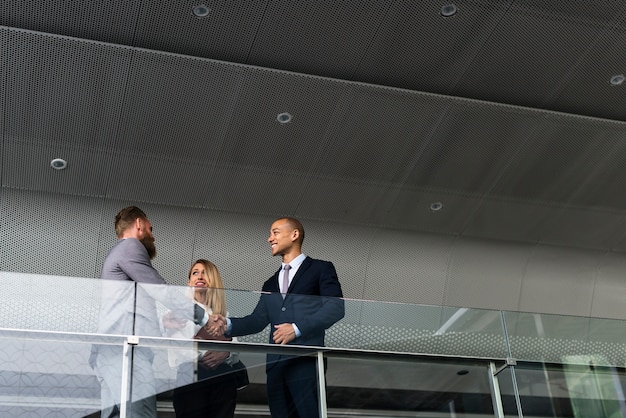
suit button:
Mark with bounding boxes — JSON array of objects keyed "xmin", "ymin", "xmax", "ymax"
[{"xmin": 281, "ymin": 307, "xmax": 286, "ymax": 312}]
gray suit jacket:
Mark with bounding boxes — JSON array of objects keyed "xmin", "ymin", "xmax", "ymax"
[{"xmin": 97, "ymin": 238, "xmax": 193, "ymax": 337}]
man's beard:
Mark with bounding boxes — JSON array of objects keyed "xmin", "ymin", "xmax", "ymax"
[{"xmin": 141, "ymin": 236, "xmax": 157, "ymax": 259}]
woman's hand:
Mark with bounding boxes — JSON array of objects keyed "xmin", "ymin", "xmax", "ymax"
[{"xmin": 198, "ymin": 350, "xmax": 229, "ymax": 369}]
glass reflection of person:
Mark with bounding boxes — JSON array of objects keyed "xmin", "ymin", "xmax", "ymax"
[{"xmin": 166, "ymin": 259, "xmax": 239, "ymax": 418}]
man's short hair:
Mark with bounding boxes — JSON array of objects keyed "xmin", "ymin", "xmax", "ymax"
[
  {"xmin": 115, "ymin": 206, "xmax": 147, "ymax": 238},
  {"xmin": 279, "ymin": 217, "xmax": 305, "ymax": 245}
]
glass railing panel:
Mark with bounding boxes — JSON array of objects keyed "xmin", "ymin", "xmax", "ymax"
[
  {"xmin": 0, "ymin": 329, "xmax": 122, "ymax": 417},
  {"xmin": 326, "ymin": 298, "xmax": 509, "ymax": 359},
  {"xmin": 502, "ymin": 312, "xmax": 626, "ymax": 367},
  {"xmin": 0, "ymin": 271, "xmax": 101, "ymax": 333},
  {"xmin": 0, "ymin": 271, "xmax": 510, "ymax": 359},
  {"xmin": 508, "ymin": 363, "xmax": 626, "ymax": 418},
  {"xmin": 141, "ymin": 336, "xmax": 329, "ymax": 417},
  {"xmin": 325, "ymin": 353, "xmax": 496, "ymax": 417}
]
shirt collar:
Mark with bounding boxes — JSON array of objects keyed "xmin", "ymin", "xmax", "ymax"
[{"xmin": 282, "ymin": 253, "xmax": 306, "ymax": 270}]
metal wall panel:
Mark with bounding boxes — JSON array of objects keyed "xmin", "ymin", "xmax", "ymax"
[
  {"xmin": 0, "ymin": 189, "xmax": 103, "ymax": 277},
  {"xmin": 518, "ymin": 246, "xmax": 600, "ymax": 316},
  {"xmin": 297, "ymin": 220, "xmax": 373, "ymax": 301},
  {"xmin": 590, "ymin": 253, "xmax": 626, "ymax": 319},
  {"xmin": 363, "ymin": 230, "xmax": 452, "ymax": 305},
  {"xmin": 1, "ymin": 190, "xmax": 624, "ymax": 319},
  {"xmin": 190, "ymin": 210, "xmax": 279, "ymax": 291},
  {"xmin": 444, "ymin": 238, "xmax": 529, "ymax": 311}
]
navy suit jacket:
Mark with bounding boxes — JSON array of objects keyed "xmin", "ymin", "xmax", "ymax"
[{"xmin": 229, "ymin": 256, "xmax": 344, "ymax": 368}]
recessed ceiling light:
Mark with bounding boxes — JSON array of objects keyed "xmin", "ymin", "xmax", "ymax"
[
  {"xmin": 50, "ymin": 158, "xmax": 67, "ymax": 170},
  {"xmin": 276, "ymin": 112, "xmax": 292, "ymax": 124},
  {"xmin": 609, "ymin": 74, "xmax": 624, "ymax": 86},
  {"xmin": 430, "ymin": 202, "xmax": 443, "ymax": 212},
  {"xmin": 441, "ymin": 4, "xmax": 457, "ymax": 17},
  {"xmin": 192, "ymin": 4, "xmax": 210, "ymax": 18}
]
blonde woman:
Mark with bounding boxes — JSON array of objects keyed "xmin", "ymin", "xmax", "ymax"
[{"xmin": 168, "ymin": 259, "xmax": 239, "ymax": 418}]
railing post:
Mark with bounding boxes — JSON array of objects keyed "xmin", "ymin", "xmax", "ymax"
[
  {"xmin": 120, "ymin": 336, "xmax": 139, "ymax": 418},
  {"xmin": 317, "ymin": 351, "xmax": 328, "ymax": 418},
  {"xmin": 488, "ymin": 361, "xmax": 505, "ymax": 418}
]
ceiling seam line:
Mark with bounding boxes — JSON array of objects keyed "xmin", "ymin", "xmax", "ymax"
[
  {"xmin": 243, "ymin": 0, "xmax": 272, "ymax": 64},
  {"xmin": 539, "ymin": 3, "xmax": 626, "ymax": 107},
  {"xmin": 448, "ymin": 0, "xmax": 516, "ymax": 95},
  {"xmin": 348, "ymin": 0, "xmax": 396, "ymax": 81}
]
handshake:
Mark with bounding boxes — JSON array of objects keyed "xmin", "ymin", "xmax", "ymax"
[{"xmin": 207, "ymin": 313, "xmax": 227, "ymax": 337}]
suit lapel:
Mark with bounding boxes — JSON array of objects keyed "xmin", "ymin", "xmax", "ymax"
[{"xmin": 287, "ymin": 256, "xmax": 311, "ymax": 294}]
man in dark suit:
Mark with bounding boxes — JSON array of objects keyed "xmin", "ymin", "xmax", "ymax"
[
  {"xmin": 211, "ymin": 217, "xmax": 344, "ymax": 418},
  {"xmin": 92, "ymin": 206, "xmax": 206, "ymax": 418}
]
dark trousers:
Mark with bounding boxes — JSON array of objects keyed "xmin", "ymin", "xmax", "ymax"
[
  {"xmin": 266, "ymin": 357, "xmax": 322, "ymax": 418},
  {"xmin": 173, "ymin": 362, "xmax": 238, "ymax": 418}
]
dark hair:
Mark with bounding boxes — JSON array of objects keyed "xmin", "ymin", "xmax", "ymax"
[
  {"xmin": 277, "ymin": 217, "xmax": 305, "ymax": 245},
  {"xmin": 115, "ymin": 206, "xmax": 147, "ymax": 238}
]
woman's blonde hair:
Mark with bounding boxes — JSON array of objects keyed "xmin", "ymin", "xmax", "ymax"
[{"xmin": 188, "ymin": 259, "xmax": 227, "ymax": 316}]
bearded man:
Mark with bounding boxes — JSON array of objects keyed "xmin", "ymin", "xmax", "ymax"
[{"xmin": 91, "ymin": 206, "xmax": 205, "ymax": 418}]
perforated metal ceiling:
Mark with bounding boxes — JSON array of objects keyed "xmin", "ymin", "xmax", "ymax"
[{"xmin": 0, "ymin": 0, "xmax": 625, "ymax": 254}]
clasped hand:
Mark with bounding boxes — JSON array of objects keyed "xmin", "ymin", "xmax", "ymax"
[{"xmin": 207, "ymin": 314, "xmax": 227, "ymax": 337}]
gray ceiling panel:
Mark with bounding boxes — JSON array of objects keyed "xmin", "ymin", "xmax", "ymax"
[
  {"xmin": 117, "ymin": 51, "xmax": 246, "ymax": 160},
  {"xmin": 2, "ymin": 140, "xmax": 112, "ymax": 197},
  {"xmin": 105, "ymin": 151, "xmax": 208, "ymax": 207},
  {"xmin": 401, "ymin": 101, "xmax": 538, "ymax": 194},
  {"xmin": 0, "ymin": 0, "xmax": 140, "ymax": 44},
  {"xmin": 247, "ymin": 0, "xmax": 389, "ymax": 78},
  {"xmin": 547, "ymin": 29, "xmax": 626, "ymax": 120},
  {"xmin": 491, "ymin": 115, "xmax": 626, "ymax": 209},
  {"xmin": 312, "ymin": 88, "xmax": 449, "ymax": 183},
  {"xmin": 213, "ymin": 70, "xmax": 347, "ymax": 172},
  {"xmin": 354, "ymin": 0, "xmax": 512, "ymax": 94},
  {"xmin": 4, "ymin": 30, "xmax": 130, "ymax": 148},
  {"xmin": 134, "ymin": 0, "xmax": 268, "ymax": 62},
  {"xmin": 453, "ymin": 1, "xmax": 625, "ymax": 117},
  {"xmin": 295, "ymin": 178, "xmax": 391, "ymax": 226},
  {"xmin": 383, "ymin": 189, "xmax": 482, "ymax": 236},
  {"xmin": 462, "ymin": 199, "xmax": 553, "ymax": 245},
  {"xmin": 199, "ymin": 164, "xmax": 305, "ymax": 216},
  {"xmin": 1, "ymin": 0, "xmax": 625, "ymax": 262}
]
